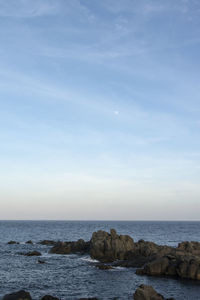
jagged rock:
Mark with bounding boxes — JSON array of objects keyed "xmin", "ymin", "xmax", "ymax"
[
  {"xmin": 133, "ymin": 284, "xmax": 175, "ymax": 300},
  {"xmin": 133, "ymin": 285, "xmax": 164, "ymax": 300},
  {"xmin": 50, "ymin": 239, "xmax": 90, "ymax": 255},
  {"xmin": 40, "ymin": 295, "xmax": 59, "ymax": 300},
  {"xmin": 136, "ymin": 254, "xmax": 200, "ymax": 280},
  {"xmin": 26, "ymin": 240, "xmax": 33, "ymax": 244},
  {"xmin": 38, "ymin": 240, "xmax": 57, "ymax": 246},
  {"xmin": 118, "ymin": 240, "xmax": 173, "ymax": 268},
  {"xmin": 114, "ymin": 255, "xmax": 154, "ymax": 268},
  {"xmin": 177, "ymin": 241, "xmax": 200, "ymax": 256},
  {"xmin": 7, "ymin": 241, "xmax": 19, "ymax": 245},
  {"xmin": 129, "ymin": 240, "xmax": 173, "ymax": 258},
  {"xmin": 96, "ymin": 264, "xmax": 113, "ymax": 270},
  {"xmin": 2, "ymin": 290, "xmax": 32, "ymax": 300},
  {"xmin": 90, "ymin": 229, "xmax": 134, "ymax": 262}
]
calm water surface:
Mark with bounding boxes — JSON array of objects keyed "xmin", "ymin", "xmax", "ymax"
[{"xmin": 0, "ymin": 221, "xmax": 200, "ymax": 300}]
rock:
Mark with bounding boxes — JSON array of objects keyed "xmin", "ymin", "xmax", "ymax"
[
  {"xmin": 40, "ymin": 295, "xmax": 59, "ymax": 300},
  {"xmin": 96, "ymin": 264, "xmax": 113, "ymax": 270},
  {"xmin": 114, "ymin": 255, "xmax": 154, "ymax": 268},
  {"xmin": 26, "ymin": 240, "xmax": 33, "ymax": 244},
  {"xmin": 133, "ymin": 285, "xmax": 165, "ymax": 300},
  {"xmin": 78, "ymin": 298, "xmax": 99, "ymax": 300},
  {"xmin": 7, "ymin": 241, "xmax": 19, "ymax": 245},
  {"xmin": 50, "ymin": 239, "xmax": 90, "ymax": 255},
  {"xmin": 23, "ymin": 251, "xmax": 41, "ymax": 256},
  {"xmin": 90, "ymin": 229, "xmax": 134, "ymax": 262},
  {"xmin": 38, "ymin": 259, "xmax": 45, "ymax": 264},
  {"xmin": 177, "ymin": 241, "xmax": 200, "ymax": 256},
  {"xmin": 38, "ymin": 240, "xmax": 57, "ymax": 246},
  {"xmin": 136, "ymin": 254, "xmax": 200, "ymax": 280},
  {"xmin": 2, "ymin": 290, "xmax": 32, "ymax": 300},
  {"xmin": 136, "ymin": 257, "xmax": 171, "ymax": 276},
  {"xmin": 130, "ymin": 240, "xmax": 172, "ymax": 258}
]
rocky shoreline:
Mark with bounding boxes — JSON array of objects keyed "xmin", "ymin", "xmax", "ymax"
[
  {"xmin": 6, "ymin": 228, "xmax": 200, "ymax": 299},
  {"xmin": 2, "ymin": 285, "xmax": 175, "ymax": 300},
  {"xmin": 47, "ymin": 228, "xmax": 200, "ymax": 281}
]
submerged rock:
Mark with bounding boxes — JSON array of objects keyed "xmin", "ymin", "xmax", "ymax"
[
  {"xmin": 38, "ymin": 259, "xmax": 46, "ymax": 264},
  {"xmin": 96, "ymin": 264, "xmax": 114, "ymax": 270},
  {"xmin": 2, "ymin": 290, "xmax": 32, "ymax": 300},
  {"xmin": 133, "ymin": 284, "xmax": 175, "ymax": 300},
  {"xmin": 78, "ymin": 298, "xmax": 99, "ymax": 300},
  {"xmin": 50, "ymin": 239, "xmax": 90, "ymax": 255},
  {"xmin": 23, "ymin": 251, "xmax": 41, "ymax": 256},
  {"xmin": 26, "ymin": 240, "xmax": 33, "ymax": 244},
  {"xmin": 90, "ymin": 228, "xmax": 134, "ymax": 262},
  {"xmin": 40, "ymin": 295, "xmax": 59, "ymax": 300}
]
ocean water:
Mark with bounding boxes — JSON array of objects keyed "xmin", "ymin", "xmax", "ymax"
[{"xmin": 0, "ymin": 220, "xmax": 200, "ymax": 300}]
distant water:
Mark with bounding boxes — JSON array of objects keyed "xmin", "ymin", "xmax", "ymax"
[{"xmin": 0, "ymin": 220, "xmax": 200, "ymax": 300}]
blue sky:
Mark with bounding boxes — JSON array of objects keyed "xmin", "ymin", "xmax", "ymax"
[{"xmin": 0, "ymin": 0, "xmax": 200, "ymax": 220}]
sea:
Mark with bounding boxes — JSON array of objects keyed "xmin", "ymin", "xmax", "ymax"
[{"xmin": 0, "ymin": 221, "xmax": 200, "ymax": 300}]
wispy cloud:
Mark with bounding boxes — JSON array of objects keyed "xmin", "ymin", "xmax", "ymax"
[{"xmin": 0, "ymin": 0, "xmax": 60, "ymax": 17}]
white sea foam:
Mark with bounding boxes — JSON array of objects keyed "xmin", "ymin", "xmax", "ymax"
[{"xmin": 80, "ymin": 256, "xmax": 99, "ymax": 263}]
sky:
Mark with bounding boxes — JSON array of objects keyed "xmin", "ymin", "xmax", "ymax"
[{"xmin": 0, "ymin": 0, "xmax": 200, "ymax": 220}]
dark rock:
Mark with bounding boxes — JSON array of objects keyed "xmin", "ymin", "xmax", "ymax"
[
  {"xmin": 40, "ymin": 295, "xmax": 59, "ymax": 300},
  {"xmin": 130, "ymin": 240, "xmax": 173, "ymax": 258},
  {"xmin": 177, "ymin": 241, "xmax": 200, "ymax": 256},
  {"xmin": 26, "ymin": 240, "xmax": 33, "ymax": 244},
  {"xmin": 38, "ymin": 259, "xmax": 45, "ymax": 264},
  {"xmin": 7, "ymin": 241, "xmax": 19, "ymax": 245},
  {"xmin": 133, "ymin": 284, "xmax": 165, "ymax": 300},
  {"xmin": 136, "ymin": 254, "xmax": 200, "ymax": 280},
  {"xmin": 2, "ymin": 290, "xmax": 32, "ymax": 300},
  {"xmin": 114, "ymin": 255, "xmax": 155, "ymax": 268},
  {"xmin": 50, "ymin": 239, "xmax": 90, "ymax": 255},
  {"xmin": 22, "ymin": 251, "xmax": 41, "ymax": 256},
  {"xmin": 38, "ymin": 240, "xmax": 57, "ymax": 246},
  {"xmin": 96, "ymin": 264, "xmax": 113, "ymax": 270},
  {"xmin": 78, "ymin": 298, "xmax": 99, "ymax": 300},
  {"xmin": 90, "ymin": 229, "xmax": 134, "ymax": 262}
]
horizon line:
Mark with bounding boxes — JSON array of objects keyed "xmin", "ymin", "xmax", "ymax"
[{"xmin": 0, "ymin": 219, "xmax": 200, "ymax": 222}]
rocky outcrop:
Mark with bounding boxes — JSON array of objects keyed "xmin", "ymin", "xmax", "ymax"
[
  {"xmin": 50, "ymin": 239, "xmax": 90, "ymax": 255},
  {"xmin": 7, "ymin": 241, "xmax": 19, "ymax": 245},
  {"xmin": 133, "ymin": 285, "xmax": 175, "ymax": 300},
  {"xmin": 128, "ymin": 240, "xmax": 173, "ymax": 258},
  {"xmin": 116, "ymin": 240, "xmax": 173, "ymax": 268},
  {"xmin": 46, "ymin": 228, "xmax": 200, "ymax": 282},
  {"xmin": 136, "ymin": 254, "xmax": 200, "ymax": 280},
  {"xmin": 38, "ymin": 240, "xmax": 57, "ymax": 246},
  {"xmin": 2, "ymin": 290, "xmax": 32, "ymax": 300},
  {"xmin": 90, "ymin": 229, "xmax": 134, "ymax": 262},
  {"xmin": 177, "ymin": 241, "xmax": 200, "ymax": 256}
]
